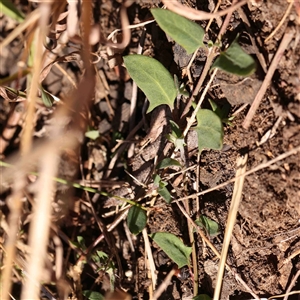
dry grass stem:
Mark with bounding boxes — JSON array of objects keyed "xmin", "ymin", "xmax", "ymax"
[
  {"xmin": 142, "ymin": 228, "xmax": 157, "ymax": 295},
  {"xmin": 21, "ymin": 147, "xmax": 59, "ymax": 299},
  {"xmin": 283, "ymin": 269, "xmax": 300, "ymax": 300},
  {"xmin": 1, "ymin": 186, "xmax": 25, "ymax": 300},
  {"xmin": 152, "ymin": 268, "xmax": 176, "ymax": 300},
  {"xmin": 213, "ymin": 154, "xmax": 249, "ymax": 300},
  {"xmin": 265, "ymin": 0, "xmax": 294, "ymax": 43}
]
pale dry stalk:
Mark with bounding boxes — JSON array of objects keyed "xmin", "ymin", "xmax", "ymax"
[
  {"xmin": 213, "ymin": 154, "xmax": 251, "ymax": 300},
  {"xmin": 1, "ymin": 179, "xmax": 26, "ymax": 300},
  {"xmin": 20, "ymin": 147, "xmax": 60, "ymax": 299}
]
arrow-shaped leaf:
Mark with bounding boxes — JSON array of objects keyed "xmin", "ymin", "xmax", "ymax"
[{"xmin": 123, "ymin": 55, "xmax": 177, "ymax": 113}]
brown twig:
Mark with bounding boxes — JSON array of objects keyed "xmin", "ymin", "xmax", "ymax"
[
  {"xmin": 105, "ymin": 0, "xmax": 132, "ymax": 49},
  {"xmin": 1, "ymin": 179, "xmax": 25, "ymax": 300},
  {"xmin": 237, "ymin": 7, "xmax": 268, "ymax": 73},
  {"xmin": 152, "ymin": 268, "xmax": 176, "ymax": 300},
  {"xmin": 243, "ymin": 28, "xmax": 295, "ymax": 129},
  {"xmin": 283, "ymin": 269, "xmax": 300, "ymax": 300},
  {"xmin": 161, "ymin": 0, "xmax": 248, "ymax": 21}
]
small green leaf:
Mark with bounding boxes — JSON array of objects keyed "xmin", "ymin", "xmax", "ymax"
[
  {"xmin": 0, "ymin": 0, "xmax": 25, "ymax": 22},
  {"xmin": 169, "ymin": 120, "xmax": 183, "ymax": 139},
  {"xmin": 208, "ymin": 99, "xmax": 232, "ymax": 124},
  {"xmin": 92, "ymin": 250, "xmax": 108, "ymax": 264},
  {"xmin": 194, "ymin": 109, "xmax": 224, "ymax": 152},
  {"xmin": 85, "ymin": 130, "xmax": 100, "ymax": 140},
  {"xmin": 156, "ymin": 158, "xmax": 181, "ymax": 169},
  {"xmin": 212, "ymin": 39, "xmax": 256, "ymax": 76},
  {"xmin": 153, "ymin": 174, "xmax": 162, "ymax": 186},
  {"xmin": 83, "ymin": 290, "xmax": 104, "ymax": 300},
  {"xmin": 123, "ymin": 55, "xmax": 177, "ymax": 113},
  {"xmin": 193, "ymin": 294, "xmax": 212, "ymax": 300},
  {"xmin": 151, "ymin": 8, "xmax": 204, "ymax": 54},
  {"xmin": 195, "ymin": 216, "xmax": 220, "ymax": 236},
  {"xmin": 76, "ymin": 236, "xmax": 87, "ymax": 250},
  {"xmin": 149, "ymin": 232, "xmax": 192, "ymax": 268},
  {"xmin": 158, "ymin": 184, "xmax": 172, "ymax": 203},
  {"xmin": 174, "ymin": 75, "xmax": 190, "ymax": 97},
  {"xmin": 167, "ymin": 120, "xmax": 186, "ymax": 153},
  {"xmin": 169, "ymin": 135, "xmax": 186, "ymax": 152},
  {"xmin": 208, "ymin": 99, "xmax": 219, "ymax": 113},
  {"xmin": 96, "ymin": 251, "xmax": 108, "ymax": 260},
  {"xmin": 40, "ymin": 87, "xmax": 59, "ymax": 107},
  {"xmin": 153, "ymin": 174, "xmax": 172, "ymax": 203},
  {"xmin": 127, "ymin": 206, "xmax": 147, "ymax": 235}
]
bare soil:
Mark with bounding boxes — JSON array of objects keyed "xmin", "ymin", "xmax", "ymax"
[{"xmin": 1, "ymin": 1, "xmax": 300, "ymax": 300}]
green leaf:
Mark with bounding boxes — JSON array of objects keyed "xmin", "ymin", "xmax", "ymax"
[
  {"xmin": 127, "ymin": 206, "xmax": 147, "ymax": 235},
  {"xmin": 82, "ymin": 290, "xmax": 104, "ymax": 300},
  {"xmin": 151, "ymin": 8, "xmax": 204, "ymax": 54},
  {"xmin": 169, "ymin": 120, "xmax": 183, "ymax": 139},
  {"xmin": 167, "ymin": 120, "xmax": 186, "ymax": 153},
  {"xmin": 156, "ymin": 158, "xmax": 181, "ymax": 169},
  {"xmin": 92, "ymin": 250, "xmax": 108, "ymax": 264},
  {"xmin": 212, "ymin": 38, "xmax": 256, "ymax": 76},
  {"xmin": 96, "ymin": 250, "xmax": 109, "ymax": 260},
  {"xmin": 158, "ymin": 184, "xmax": 172, "ymax": 203},
  {"xmin": 167, "ymin": 133, "xmax": 186, "ymax": 152},
  {"xmin": 76, "ymin": 236, "xmax": 87, "ymax": 250},
  {"xmin": 2, "ymin": 86, "xmax": 27, "ymax": 101},
  {"xmin": 149, "ymin": 232, "xmax": 192, "ymax": 268},
  {"xmin": 208, "ymin": 99, "xmax": 219, "ymax": 114},
  {"xmin": 195, "ymin": 216, "xmax": 220, "ymax": 236},
  {"xmin": 194, "ymin": 109, "xmax": 224, "ymax": 152},
  {"xmin": 153, "ymin": 174, "xmax": 172, "ymax": 203},
  {"xmin": 40, "ymin": 88, "xmax": 55, "ymax": 107},
  {"xmin": 0, "ymin": 0, "xmax": 25, "ymax": 22},
  {"xmin": 85, "ymin": 130, "xmax": 100, "ymax": 140},
  {"xmin": 193, "ymin": 294, "xmax": 212, "ymax": 300},
  {"xmin": 174, "ymin": 75, "xmax": 189, "ymax": 97},
  {"xmin": 208, "ymin": 99, "xmax": 232, "ymax": 124},
  {"xmin": 123, "ymin": 55, "xmax": 177, "ymax": 113}
]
